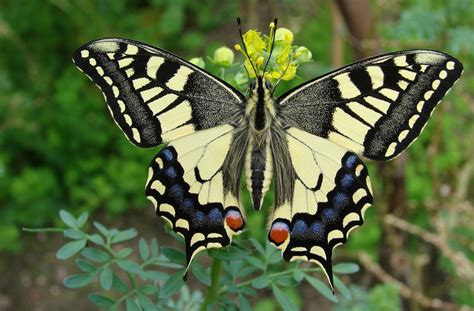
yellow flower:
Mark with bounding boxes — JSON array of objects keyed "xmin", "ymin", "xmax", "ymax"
[
  {"xmin": 243, "ymin": 30, "xmax": 266, "ymax": 59},
  {"xmin": 281, "ymin": 64, "xmax": 297, "ymax": 81},
  {"xmin": 275, "ymin": 28, "xmax": 294, "ymax": 45},
  {"xmin": 295, "ymin": 46, "xmax": 312, "ymax": 64},
  {"xmin": 213, "ymin": 46, "xmax": 234, "ymax": 67}
]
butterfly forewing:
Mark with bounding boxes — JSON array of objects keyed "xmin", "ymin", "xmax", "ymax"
[
  {"xmin": 73, "ymin": 38, "xmax": 244, "ymax": 147},
  {"xmin": 278, "ymin": 50, "xmax": 463, "ymax": 160}
]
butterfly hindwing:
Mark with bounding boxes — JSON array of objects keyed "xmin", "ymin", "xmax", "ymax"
[
  {"xmin": 73, "ymin": 38, "xmax": 244, "ymax": 147},
  {"xmin": 269, "ymin": 127, "xmax": 373, "ymax": 288},
  {"xmin": 278, "ymin": 50, "xmax": 463, "ymax": 160},
  {"xmin": 145, "ymin": 124, "xmax": 246, "ymax": 267}
]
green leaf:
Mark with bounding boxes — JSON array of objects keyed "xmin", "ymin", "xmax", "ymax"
[
  {"xmin": 192, "ymin": 263, "xmax": 211, "ymax": 286},
  {"xmin": 117, "ymin": 247, "xmax": 133, "ymax": 259},
  {"xmin": 249, "ymin": 238, "xmax": 265, "ymax": 256},
  {"xmin": 305, "ymin": 275, "xmax": 338, "ymax": 302},
  {"xmin": 267, "ymin": 250, "xmax": 281, "ymax": 264},
  {"xmin": 60, "ymin": 210, "xmax": 77, "ymax": 228},
  {"xmin": 89, "ymin": 234, "xmax": 105, "ymax": 245},
  {"xmin": 93, "ymin": 221, "xmax": 109, "ymax": 237},
  {"xmin": 161, "ymin": 247, "xmax": 186, "ymax": 264},
  {"xmin": 81, "ymin": 247, "xmax": 110, "ymax": 263},
  {"xmin": 139, "ymin": 238, "xmax": 150, "ymax": 261},
  {"xmin": 138, "ymin": 293, "xmax": 158, "ymax": 311},
  {"xmin": 111, "ymin": 228, "xmax": 137, "ymax": 243},
  {"xmin": 209, "ymin": 246, "xmax": 250, "ymax": 261},
  {"xmin": 112, "ymin": 273, "xmax": 129, "ymax": 292},
  {"xmin": 126, "ymin": 297, "xmax": 140, "ymax": 311},
  {"xmin": 57, "ymin": 239, "xmax": 87, "ymax": 260},
  {"xmin": 88, "ymin": 293, "xmax": 115, "ymax": 308},
  {"xmin": 333, "ymin": 263, "xmax": 359, "ymax": 274},
  {"xmin": 145, "ymin": 270, "xmax": 169, "ymax": 281},
  {"xmin": 240, "ymin": 286, "xmax": 257, "ymax": 297},
  {"xmin": 274, "ymin": 275, "xmax": 295, "ymax": 287},
  {"xmin": 251, "ymin": 276, "xmax": 269, "ymax": 289},
  {"xmin": 293, "ymin": 268, "xmax": 304, "ymax": 282},
  {"xmin": 239, "ymin": 293, "xmax": 252, "ymax": 311},
  {"xmin": 117, "ymin": 259, "xmax": 143, "ymax": 275},
  {"xmin": 159, "ymin": 270, "xmax": 185, "ymax": 298},
  {"xmin": 246, "ymin": 256, "xmax": 265, "ymax": 270},
  {"xmin": 76, "ymin": 212, "xmax": 89, "ymax": 228},
  {"xmin": 271, "ymin": 284, "xmax": 297, "ymax": 311},
  {"xmin": 100, "ymin": 267, "xmax": 113, "ymax": 290},
  {"xmin": 64, "ymin": 229, "xmax": 85, "ymax": 240},
  {"xmin": 334, "ymin": 275, "xmax": 351, "ymax": 300},
  {"xmin": 76, "ymin": 259, "xmax": 98, "ymax": 273},
  {"xmin": 150, "ymin": 238, "xmax": 159, "ymax": 257},
  {"xmin": 63, "ymin": 273, "xmax": 93, "ymax": 288}
]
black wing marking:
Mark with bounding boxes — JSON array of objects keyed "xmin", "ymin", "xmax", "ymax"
[
  {"xmin": 269, "ymin": 127, "xmax": 373, "ymax": 289},
  {"xmin": 73, "ymin": 38, "xmax": 245, "ymax": 147},
  {"xmin": 145, "ymin": 124, "xmax": 246, "ymax": 268},
  {"xmin": 278, "ymin": 50, "xmax": 463, "ymax": 160}
]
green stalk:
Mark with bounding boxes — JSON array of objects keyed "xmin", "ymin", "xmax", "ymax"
[{"xmin": 200, "ymin": 258, "xmax": 223, "ymax": 311}]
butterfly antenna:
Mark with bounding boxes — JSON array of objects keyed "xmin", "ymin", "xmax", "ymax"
[
  {"xmin": 263, "ymin": 18, "xmax": 278, "ymax": 75},
  {"xmin": 271, "ymin": 55, "xmax": 291, "ymax": 96},
  {"xmin": 237, "ymin": 17, "xmax": 259, "ymax": 77}
]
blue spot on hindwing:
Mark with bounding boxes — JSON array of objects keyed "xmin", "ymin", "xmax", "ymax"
[
  {"xmin": 333, "ymin": 192, "xmax": 349, "ymax": 210},
  {"xmin": 162, "ymin": 149, "xmax": 174, "ymax": 161},
  {"xmin": 292, "ymin": 220, "xmax": 308, "ymax": 235},
  {"xmin": 310, "ymin": 222, "xmax": 324, "ymax": 236},
  {"xmin": 344, "ymin": 154, "xmax": 357, "ymax": 169},
  {"xmin": 169, "ymin": 184, "xmax": 184, "ymax": 201},
  {"xmin": 165, "ymin": 167, "xmax": 177, "ymax": 180},
  {"xmin": 181, "ymin": 198, "xmax": 194, "ymax": 210},
  {"xmin": 340, "ymin": 173, "xmax": 355, "ymax": 190},
  {"xmin": 323, "ymin": 208, "xmax": 337, "ymax": 221},
  {"xmin": 195, "ymin": 211, "xmax": 205, "ymax": 223},
  {"xmin": 208, "ymin": 208, "xmax": 223, "ymax": 224}
]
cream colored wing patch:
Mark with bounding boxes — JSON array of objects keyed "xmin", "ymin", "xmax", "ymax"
[
  {"xmin": 268, "ymin": 127, "xmax": 373, "ymax": 289},
  {"xmin": 145, "ymin": 125, "xmax": 245, "ymax": 267}
]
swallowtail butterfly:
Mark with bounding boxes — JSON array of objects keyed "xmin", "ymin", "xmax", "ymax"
[{"xmin": 73, "ymin": 20, "xmax": 462, "ymax": 288}]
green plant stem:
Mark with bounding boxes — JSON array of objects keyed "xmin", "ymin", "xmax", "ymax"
[
  {"xmin": 200, "ymin": 258, "xmax": 223, "ymax": 311},
  {"xmin": 23, "ymin": 227, "xmax": 64, "ymax": 233}
]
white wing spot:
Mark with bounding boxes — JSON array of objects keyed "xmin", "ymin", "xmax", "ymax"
[
  {"xmin": 446, "ymin": 61, "xmax": 455, "ymax": 70},
  {"xmin": 432, "ymin": 80, "xmax": 440, "ymax": 90},
  {"xmin": 424, "ymin": 90, "xmax": 434, "ymax": 100},
  {"xmin": 112, "ymin": 85, "xmax": 119, "ymax": 97},
  {"xmin": 416, "ymin": 101, "xmax": 424, "ymax": 113},
  {"xmin": 393, "ymin": 55, "xmax": 408, "ymax": 66},
  {"xmin": 397, "ymin": 80, "xmax": 409, "ymax": 90},
  {"xmin": 147, "ymin": 56, "xmax": 165, "ymax": 79},
  {"xmin": 409, "ymin": 115, "xmax": 419, "ymax": 128},
  {"xmin": 159, "ymin": 203, "xmax": 175, "ymax": 216},
  {"xmin": 96, "ymin": 66, "xmax": 104, "ymax": 76},
  {"xmin": 125, "ymin": 68, "xmax": 135, "ymax": 78},
  {"xmin": 118, "ymin": 58, "xmax": 133, "ymax": 68},
  {"xmin": 80, "ymin": 50, "xmax": 89, "ymax": 58},
  {"xmin": 399, "ymin": 69, "xmax": 416, "ymax": 81},
  {"xmin": 125, "ymin": 44, "xmax": 139, "ymax": 55},
  {"xmin": 398, "ymin": 129, "xmax": 409, "ymax": 142},
  {"xmin": 439, "ymin": 70, "xmax": 448, "ymax": 79},
  {"xmin": 89, "ymin": 58, "xmax": 97, "ymax": 66},
  {"xmin": 132, "ymin": 128, "xmax": 141, "ymax": 143},
  {"xmin": 104, "ymin": 76, "xmax": 113, "ymax": 85},
  {"xmin": 385, "ymin": 142, "xmax": 397, "ymax": 157},
  {"xmin": 151, "ymin": 180, "xmax": 166, "ymax": 195},
  {"xmin": 366, "ymin": 66, "xmax": 384, "ymax": 89},
  {"xmin": 355, "ymin": 164, "xmax": 364, "ymax": 177},
  {"xmin": 117, "ymin": 100, "xmax": 126, "ymax": 112},
  {"xmin": 123, "ymin": 114, "xmax": 132, "ymax": 126}
]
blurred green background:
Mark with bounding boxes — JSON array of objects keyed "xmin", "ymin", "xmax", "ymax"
[{"xmin": 0, "ymin": 0, "xmax": 473, "ymax": 310}]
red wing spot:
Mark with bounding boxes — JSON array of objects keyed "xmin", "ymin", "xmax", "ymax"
[
  {"xmin": 269, "ymin": 222, "xmax": 290, "ymax": 245},
  {"xmin": 225, "ymin": 210, "xmax": 244, "ymax": 231}
]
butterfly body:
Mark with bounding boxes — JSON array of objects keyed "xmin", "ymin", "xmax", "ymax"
[{"xmin": 73, "ymin": 36, "xmax": 462, "ymax": 288}]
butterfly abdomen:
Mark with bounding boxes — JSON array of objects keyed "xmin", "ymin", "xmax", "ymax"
[{"xmin": 245, "ymin": 135, "xmax": 273, "ymax": 210}]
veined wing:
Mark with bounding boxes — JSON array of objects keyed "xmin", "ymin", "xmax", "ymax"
[
  {"xmin": 269, "ymin": 127, "xmax": 373, "ymax": 289},
  {"xmin": 278, "ymin": 50, "xmax": 463, "ymax": 160},
  {"xmin": 145, "ymin": 124, "xmax": 247, "ymax": 267},
  {"xmin": 73, "ymin": 38, "xmax": 244, "ymax": 147}
]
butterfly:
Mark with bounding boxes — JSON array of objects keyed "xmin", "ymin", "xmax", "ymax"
[{"xmin": 72, "ymin": 20, "xmax": 462, "ymax": 289}]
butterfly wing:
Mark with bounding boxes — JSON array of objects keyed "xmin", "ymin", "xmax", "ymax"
[
  {"xmin": 269, "ymin": 127, "xmax": 373, "ymax": 289},
  {"xmin": 73, "ymin": 38, "xmax": 244, "ymax": 147},
  {"xmin": 145, "ymin": 124, "xmax": 247, "ymax": 267},
  {"xmin": 278, "ymin": 50, "xmax": 463, "ymax": 160}
]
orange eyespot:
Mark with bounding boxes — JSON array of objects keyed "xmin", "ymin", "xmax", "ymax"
[
  {"xmin": 269, "ymin": 222, "xmax": 290, "ymax": 245},
  {"xmin": 225, "ymin": 210, "xmax": 244, "ymax": 231}
]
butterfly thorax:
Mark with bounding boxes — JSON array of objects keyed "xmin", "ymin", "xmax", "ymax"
[{"xmin": 244, "ymin": 77, "xmax": 276, "ymax": 210}]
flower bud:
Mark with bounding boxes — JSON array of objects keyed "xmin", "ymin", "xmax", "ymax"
[
  {"xmin": 275, "ymin": 28, "xmax": 294, "ymax": 45},
  {"xmin": 189, "ymin": 57, "xmax": 205, "ymax": 69},
  {"xmin": 213, "ymin": 46, "xmax": 234, "ymax": 67},
  {"xmin": 294, "ymin": 46, "xmax": 312, "ymax": 64},
  {"xmin": 282, "ymin": 64, "xmax": 297, "ymax": 81}
]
